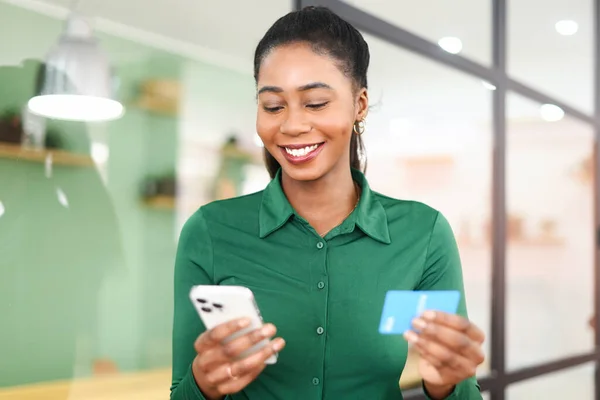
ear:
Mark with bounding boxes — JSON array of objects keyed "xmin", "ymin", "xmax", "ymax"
[{"xmin": 355, "ymin": 87, "xmax": 369, "ymax": 121}]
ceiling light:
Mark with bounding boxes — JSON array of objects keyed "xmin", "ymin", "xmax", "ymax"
[
  {"xmin": 28, "ymin": 14, "xmax": 124, "ymax": 122},
  {"xmin": 540, "ymin": 104, "xmax": 564, "ymax": 122},
  {"xmin": 481, "ymin": 81, "xmax": 497, "ymax": 90},
  {"xmin": 555, "ymin": 20, "xmax": 579, "ymax": 36},
  {"xmin": 438, "ymin": 37, "xmax": 463, "ymax": 54}
]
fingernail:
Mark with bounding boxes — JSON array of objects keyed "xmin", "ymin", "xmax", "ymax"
[
  {"xmin": 272, "ymin": 338, "xmax": 285, "ymax": 351},
  {"xmin": 412, "ymin": 318, "xmax": 426, "ymax": 330},
  {"xmin": 239, "ymin": 318, "xmax": 251, "ymax": 327},
  {"xmin": 261, "ymin": 324, "xmax": 275, "ymax": 336},
  {"xmin": 423, "ymin": 310, "xmax": 436, "ymax": 321},
  {"xmin": 404, "ymin": 330, "xmax": 419, "ymax": 344}
]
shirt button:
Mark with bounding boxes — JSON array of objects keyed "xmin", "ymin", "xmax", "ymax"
[
  {"xmin": 317, "ymin": 281, "xmax": 325, "ymax": 289},
  {"xmin": 317, "ymin": 326, "xmax": 324, "ymax": 335},
  {"xmin": 312, "ymin": 377, "xmax": 320, "ymax": 386},
  {"xmin": 316, "ymin": 242, "xmax": 324, "ymax": 249}
]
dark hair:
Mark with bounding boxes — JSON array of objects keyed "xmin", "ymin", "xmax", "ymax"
[{"xmin": 253, "ymin": 6, "xmax": 370, "ymax": 179}]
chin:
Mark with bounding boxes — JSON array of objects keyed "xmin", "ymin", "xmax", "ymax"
[{"xmin": 280, "ymin": 164, "xmax": 329, "ymax": 182}]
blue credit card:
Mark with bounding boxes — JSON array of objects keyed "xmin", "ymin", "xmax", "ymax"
[{"xmin": 379, "ymin": 290, "xmax": 461, "ymax": 335}]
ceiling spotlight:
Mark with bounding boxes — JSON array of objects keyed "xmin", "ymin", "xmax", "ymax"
[
  {"xmin": 481, "ymin": 81, "xmax": 497, "ymax": 91},
  {"xmin": 540, "ymin": 104, "xmax": 564, "ymax": 122},
  {"xmin": 438, "ymin": 37, "xmax": 463, "ymax": 54},
  {"xmin": 555, "ymin": 20, "xmax": 579, "ymax": 36}
]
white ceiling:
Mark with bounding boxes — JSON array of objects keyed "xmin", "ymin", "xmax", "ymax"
[{"xmin": 5, "ymin": 0, "xmax": 595, "ymax": 126}]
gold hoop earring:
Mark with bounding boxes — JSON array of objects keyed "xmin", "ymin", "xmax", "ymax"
[{"xmin": 353, "ymin": 119, "xmax": 365, "ymax": 135}]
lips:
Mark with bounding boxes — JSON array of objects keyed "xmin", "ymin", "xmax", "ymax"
[{"xmin": 279, "ymin": 142, "xmax": 325, "ymax": 165}]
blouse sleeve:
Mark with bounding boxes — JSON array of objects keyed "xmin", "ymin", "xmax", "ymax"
[
  {"xmin": 416, "ymin": 212, "xmax": 483, "ymax": 400},
  {"xmin": 170, "ymin": 209, "xmax": 228, "ymax": 400}
]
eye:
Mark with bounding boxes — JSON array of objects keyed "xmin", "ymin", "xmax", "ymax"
[
  {"xmin": 306, "ymin": 102, "xmax": 328, "ymax": 110},
  {"xmin": 263, "ymin": 105, "xmax": 283, "ymax": 113}
]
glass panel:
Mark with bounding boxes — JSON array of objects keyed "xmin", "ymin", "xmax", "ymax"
[
  {"xmin": 363, "ymin": 33, "xmax": 493, "ymax": 390},
  {"xmin": 0, "ymin": 0, "xmax": 290, "ymax": 395},
  {"xmin": 507, "ymin": 363, "xmax": 594, "ymax": 399},
  {"xmin": 508, "ymin": 0, "xmax": 593, "ymax": 113},
  {"xmin": 506, "ymin": 93, "xmax": 595, "ymax": 370},
  {"xmin": 342, "ymin": 0, "xmax": 491, "ymax": 65}
]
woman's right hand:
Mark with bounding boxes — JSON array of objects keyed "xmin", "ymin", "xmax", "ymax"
[{"xmin": 192, "ymin": 318, "xmax": 286, "ymax": 400}]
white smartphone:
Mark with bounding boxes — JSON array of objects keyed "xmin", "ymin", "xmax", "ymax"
[{"xmin": 189, "ymin": 285, "xmax": 277, "ymax": 364}]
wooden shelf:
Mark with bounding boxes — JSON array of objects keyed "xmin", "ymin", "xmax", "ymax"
[
  {"xmin": 0, "ymin": 143, "xmax": 94, "ymax": 167},
  {"xmin": 131, "ymin": 100, "xmax": 178, "ymax": 117},
  {"xmin": 143, "ymin": 195, "xmax": 176, "ymax": 210}
]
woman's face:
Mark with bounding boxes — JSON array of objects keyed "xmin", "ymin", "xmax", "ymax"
[{"xmin": 256, "ymin": 42, "xmax": 368, "ymax": 182}]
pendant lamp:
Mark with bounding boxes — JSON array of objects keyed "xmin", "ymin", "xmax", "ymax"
[{"xmin": 28, "ymin": 13, "xmax": 124, "ymax": 122}]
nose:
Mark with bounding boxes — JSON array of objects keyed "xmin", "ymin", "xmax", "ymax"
[{"xmin": 280, "ymin": 108, "xmax": 311, "ymax": 136}]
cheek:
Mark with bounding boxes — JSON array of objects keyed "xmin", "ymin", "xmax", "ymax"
[
  {"xmin": 256, "ymin": 113, "xmax": 280, "ymax": 144},
  {"xmin": 314, "ymin": 116, "xmax": 353, "ymax": 144}
]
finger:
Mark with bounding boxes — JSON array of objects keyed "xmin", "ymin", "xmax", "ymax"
[
  {"xmin": 203, "ymin": 360, "xmax": 264, "ymax": 390},
  {"xmin": 195, "ymin": 325, "xmax": 277, "ymax": 373},
  {"xmin": 418, "ymin": 348, "xmax": 465, "ymax": 383},
  {"xmin": 231, "ymin": 337, "xmax": 286, "ymax": 377},
  {"xmin": 422, "ymin": 311, "xmax": 485, "ymax": 344},
  {"xmin": 194, "ymin": 345, "xmax": 235, "ymax": 374},
  {"xmin": 412, "ymin": 318, "xmax": 485, "ymax": 364},
  {"xmin": 203, "ymin": 338, "xmax": 285, "ymax": 390},
  {"xmin": 195, "ymin": 318, "xmax": 252, "ymax": 353},
  {"xmin": 222, "ymin": 324, "xmax": 277, "ymax": 358},
  {"xmin": 216, "ymin": 369, "xmax": 262, "ymax": 395},
  {"xmin": 407, "ymin": 331, "xmax": 477, "ymax": 378}
]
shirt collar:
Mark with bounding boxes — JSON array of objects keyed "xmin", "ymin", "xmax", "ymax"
[
  {"xmin": 351, "ymin": 169, "xmax": 391, "ymax": 244},
  {"xmin": 258, "ymin": 169, "xmax": 295, "ymax": 238},
  {"xmin": 259, "ymin": 169, "xmax": 391, "ymax": 244}
]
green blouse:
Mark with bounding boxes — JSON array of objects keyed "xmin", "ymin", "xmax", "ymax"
[{"xmin": 170, "ymin": 169, "xmax": 482, "ymax": 400}]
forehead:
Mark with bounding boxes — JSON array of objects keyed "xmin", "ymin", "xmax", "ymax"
[{"xmin": 257, "ymin": 42, "xmax": 349, "ymax": 87}]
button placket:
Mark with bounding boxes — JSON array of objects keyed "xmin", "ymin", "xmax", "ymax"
[{"xmin": 313, "ymin": 238, "xmax": 326, "ymax": 395}]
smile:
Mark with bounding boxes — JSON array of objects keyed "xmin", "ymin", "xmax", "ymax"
[
  {"xmin": 284, "ymin": 144, "xmax": 320, "ymax": 157},
  {"xmin": 279, "ymin": 142, "xmax": 325, "ymax": 164}
]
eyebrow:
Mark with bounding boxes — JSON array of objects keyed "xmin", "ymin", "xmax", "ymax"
[{"xmin": 257, "ymin": 82, "xmax": 333, "ymax": 95}]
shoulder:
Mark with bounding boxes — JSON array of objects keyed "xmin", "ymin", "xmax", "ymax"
[
  {"xmin": 373, "ymin": 191, "xmax": 440, "ymax": 226},
  {"xmin": 183, "ymin": 191, "xmax": 264, "ymax": 234},
  {"xmin": 370, "ymin": 192, "xmax": 456, "ymax": 245}
]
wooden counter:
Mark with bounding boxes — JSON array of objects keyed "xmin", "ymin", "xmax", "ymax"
[
  {"xmin": 0, "ymin": 360, "xmax": 425, "ymax": 399},
  {"xmin": 0, "ymin": 369, "xmax": 171, "ymax": 400}
]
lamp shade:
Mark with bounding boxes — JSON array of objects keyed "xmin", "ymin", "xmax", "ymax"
[{"xmin": 28, "ymin": 15, "xmax": 124, "ymax": 122}]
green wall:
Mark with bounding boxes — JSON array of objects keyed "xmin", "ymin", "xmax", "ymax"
[{"xmin": 0, "ymin": 3, "xmax": 183, "ymax": 386}]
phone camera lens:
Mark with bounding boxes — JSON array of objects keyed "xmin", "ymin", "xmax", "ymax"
[
  {"xmin": 196, "ymin": 298, "xmax": 208, "ymax": 304},
  {"xmin": 201, "ymin": 307, "xmax": 212, "ymax": 313}
]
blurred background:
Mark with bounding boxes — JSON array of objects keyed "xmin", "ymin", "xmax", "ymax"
[{"xmin": 0, "ymin": 0, "xmax": 596, "ymax": 399}]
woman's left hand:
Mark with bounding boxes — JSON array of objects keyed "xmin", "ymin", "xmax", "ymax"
[{"xmin": 404, "ymin": 311, "xmax": 485, "ymax": 397}]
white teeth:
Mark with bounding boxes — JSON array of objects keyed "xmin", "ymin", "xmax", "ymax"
[{"xmin": 285, "ymin": 144, "xmax": 319, "ymax": 157}]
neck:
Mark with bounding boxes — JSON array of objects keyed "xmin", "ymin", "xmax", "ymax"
[{"xmin": 281, "ymin": 166, "xmax": 358, "ymax": 235}]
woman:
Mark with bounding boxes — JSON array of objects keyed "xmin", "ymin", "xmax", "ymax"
[{"xmin": 171, "ymin": 6, "xmax": 485, "ymax": 400}]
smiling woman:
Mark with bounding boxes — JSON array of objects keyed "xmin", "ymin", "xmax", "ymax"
[{"xmin": 170, "ymin": 6, "xmax": 485, "ymax": 400}]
